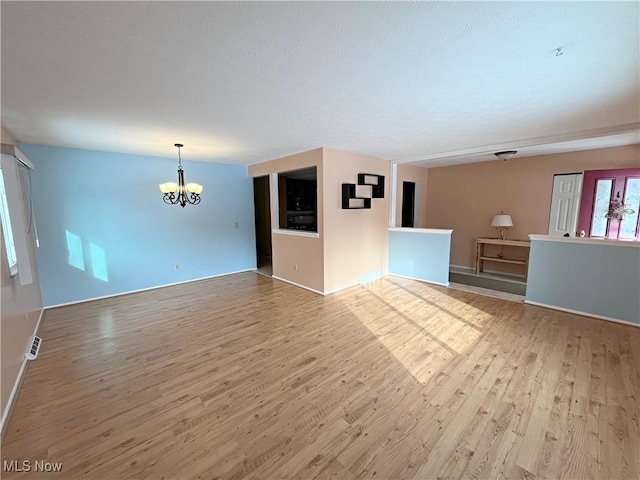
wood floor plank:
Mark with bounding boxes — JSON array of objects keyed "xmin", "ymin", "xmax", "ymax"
[{"xmin": 1, "ymin": 272, "xmax": 638, "ymax": 479}]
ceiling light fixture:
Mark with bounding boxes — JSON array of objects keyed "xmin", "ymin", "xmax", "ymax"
[
  {"xmin": 159, "ymin": 144, "xmax": 203, "ymax": 207},
  {"xmin": 495, "ymin": 150, "xmax": 517, "ymax": 161}
]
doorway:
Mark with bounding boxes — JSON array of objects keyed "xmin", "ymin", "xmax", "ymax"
[
  {"xmin": 401, "ymin": 181, "xmax": 416, "ymax": 227},
  {"xmin": 548, "ymin": 173, "xmax": 582, "ymax": 237},
  {"xmin": 253, "ymin": 176, "xmax": 272, "ymax": 276}
]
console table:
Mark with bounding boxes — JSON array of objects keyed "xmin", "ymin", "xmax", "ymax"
[{"xmin": 475, "ymin": 238, "xmax": 531, "ymax": 276}]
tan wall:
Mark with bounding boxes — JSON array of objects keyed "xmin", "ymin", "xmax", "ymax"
[
  {"xmin": 271, "ymin": 233, "xmax": 324, "ymax": 292},
  {"xmin": 424, "ymin": 144, "xmax": 640, "ymax": 269},
  {"xmin": 1, "ymin": 126, "xmax": 43, "ymax": 425},
  {"xmin": 322, "ymin": 148, "xmax": 390, "ymax": 293},
  {"xmin": 248, "ymin": 148, "xmax": 324, "ymax": 292},
  {"xmin": 395, "ymin": 164, "xmax": 428, "ymax": 227}
]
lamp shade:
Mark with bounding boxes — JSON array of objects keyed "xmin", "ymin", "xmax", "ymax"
[
  {"xmin": 491, "ymin": 214, "xmax": 513, "ymax": 228},
  {"xmin": 160, "ymin": 182, "xmax": 178, "ymax": 193},
  {"xmin": 186, "ymin": 183, "xmax": 204, "ymax": 194}
]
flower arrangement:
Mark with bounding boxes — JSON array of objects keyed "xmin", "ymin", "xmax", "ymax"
[{"xmin": 605, "ymin": 199, "xmax": 635, "ymax": 221}]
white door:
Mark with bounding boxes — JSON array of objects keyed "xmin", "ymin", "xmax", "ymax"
[{"xmin": 548, "ymin": 173, "xmax": 582, "ymax": 237}]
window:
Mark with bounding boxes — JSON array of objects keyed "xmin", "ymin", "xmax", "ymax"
[
  {"xmin": 577, "ymin": 168, "xmax": 640, "ymax": 240},
  {"xmin": 277, "ymin": 167, "xmax": 317, "ymax": 232},
  {"xmin": 0, "ymin": 169, "xmax": 18, "ymax": 276},
  {"xmin": 589, "ymin": 178, "xmax": 613, "ymax": 237},
  {"xmin": 619, "ymin": 178, "xmax": 640, "ymax": 239}
]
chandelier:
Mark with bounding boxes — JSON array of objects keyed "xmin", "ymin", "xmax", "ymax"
[{"xmin": 159, "ymin": 143, "xmax": 203, "ymax": 207}]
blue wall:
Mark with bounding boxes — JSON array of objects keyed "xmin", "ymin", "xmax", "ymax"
[
  {"xmin": 388, "ymin": 229, "xmax": 451, "ymax": 286},
  {"xmin": 21, "ymin": 144, "xmax": 256, "ymax": 307},
  {"xmin": 526, "ymin": 239, "xmax": 640, "ymax": 325}
]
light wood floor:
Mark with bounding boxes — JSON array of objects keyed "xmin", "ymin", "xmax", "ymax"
[{"xmin": 2, "ymin": 272, "xmax": 638, "ymax": 479}]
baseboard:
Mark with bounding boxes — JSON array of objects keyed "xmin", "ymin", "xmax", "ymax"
[
  {"xmin": 484, "ymin": 268, "xmax": 526, "ymax": 279},
  {"xmin": 324, "ymin": 282, "xmax": 359, "ymax": 295},
  {"xmin": 272, "ymin": 275, "xmax": 325, "ymax": 295},
  {"xmin": 387, "ymin": 272, "xmax": 449, "ymax": 287},
  {"xmin": 1, "ymin": 307, "xmax": 45, "ymax": 436},
  {"xmin": 524, "ymin": 300, "xmax": 639, "ymax": 328},
  {"xmin": 450, "ymin": 264, "xmax": 526, "ymax": 279},
  {"xmin": 283, "ymin": 275, "xmax": 385, "ymax": 297},
  {"xmin": 254, "ymin": 269, "xmax": 272, "ymax": 279},
  {"xmin": 45, "ymin": 268, "xmax": 256, "ymax": 310},
  {"xmin": 450, "ymin": 264, "xmax": 474, "ymax": 272}
]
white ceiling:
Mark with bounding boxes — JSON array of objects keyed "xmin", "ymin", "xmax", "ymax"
[{"xmin": 1, "ymin": 2, "xmax": 639, "ymax": 167}]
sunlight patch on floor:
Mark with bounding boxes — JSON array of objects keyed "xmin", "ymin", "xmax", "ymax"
[{"xmin": 344, "ymin": 278, "xmax": 491, "ymax": 384}]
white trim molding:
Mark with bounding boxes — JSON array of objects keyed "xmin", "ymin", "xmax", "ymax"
[
  {"xmin": 272, "ymin": 275, "xmax": 324, "ymax": 295},
  {"xmin": 389, "ymin": 227, "xmax": 453, "ymax": 235},
  {"xmin": 272, "ymin": 229, "xmax": 320, "ymax": 239},
  {"xmin": 324, "ymin": 282, "xmax": 360, "ymax": 296},
  {"xmin": 395, "ymin": 122, "xmax": 640, "ymax": 165},
  {"xmin": 524, "ymin": 300, "xmax": 640, "ymax": 328},
  {"xmin": 45, "ymin": 268, "xmax": 256, "ymax": 310},
  {"xmin": 273, "ymin": 275, "xmax": 387, "ymax": 296},
  {"xmin": 387, "ymin": 272, "xmax": 449, "ymax": 287},
  {"xmin": 529, "ymin": 234, "xmax": 640, "ymax": 248}
]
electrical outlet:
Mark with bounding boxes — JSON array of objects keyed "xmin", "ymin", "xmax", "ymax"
[
  {"xmin": 175, "ymin": 263, "xmax": 180, "ymax": 269},
  {"xmin": 234, "ymin": 221, "xmax": 239, "ymax": 229},
  {"xmin": 294, "ymin": 264, "xmax": 298, "ymax": 270}
]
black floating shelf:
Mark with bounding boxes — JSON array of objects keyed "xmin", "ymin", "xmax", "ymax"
[
  {"xmin": 342, "ymin": 183, "xmax": 371, "ymax": 209},
  {"xmin": 357, "ymin": 173, "xmax": 385, "ymax": 198}
]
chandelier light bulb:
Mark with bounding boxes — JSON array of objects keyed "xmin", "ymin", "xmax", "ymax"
[{"xmin": 159, "ymin": 144, "xmax": 203, "ymax": 207}]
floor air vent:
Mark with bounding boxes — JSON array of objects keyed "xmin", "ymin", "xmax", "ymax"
[{"xmin": 25, "ymin": 336, "xmax": 42, "ymax": 360}]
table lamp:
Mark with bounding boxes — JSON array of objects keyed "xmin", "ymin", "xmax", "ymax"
[{"xmin": 491, "ymin": 213, "xmax": 513, "ymax": 240}]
